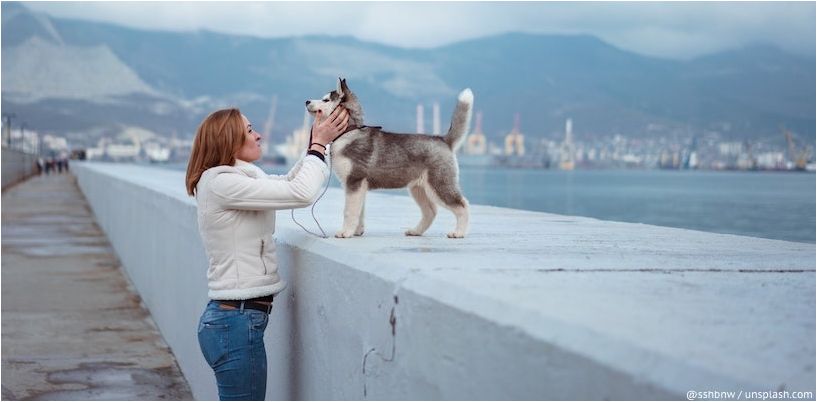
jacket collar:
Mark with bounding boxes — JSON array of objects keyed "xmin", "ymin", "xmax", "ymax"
[{"xmin": 233, "ymin": 159, "xmax": 264, "ymax": 178}]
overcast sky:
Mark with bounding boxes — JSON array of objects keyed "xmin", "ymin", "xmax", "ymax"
[{"xmin": 25, "ymin": 1, "xmax": 816, "ymax": 60}]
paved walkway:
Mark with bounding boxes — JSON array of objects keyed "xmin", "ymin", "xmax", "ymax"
[{"xmin": 1, "ymin": 173, "xmax": 192, "ymax": 400}]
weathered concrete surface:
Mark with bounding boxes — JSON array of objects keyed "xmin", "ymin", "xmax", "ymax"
[{"xmin": 1, "ymin": 173, "xmax": 192, "ymax": 400}]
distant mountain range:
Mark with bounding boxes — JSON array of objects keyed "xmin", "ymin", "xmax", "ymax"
[{"xmin": 2, "ymin": 2, "xmax": 814, "ymax": 147}]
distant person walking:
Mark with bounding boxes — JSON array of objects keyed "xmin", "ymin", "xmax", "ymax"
[
  {"xmin": 185, "ymin": 106, "xmax": 348, "ymax": 400},
  {"xmin": 58, "ymin": 155, "xmax": 69, "ymax": 173}
]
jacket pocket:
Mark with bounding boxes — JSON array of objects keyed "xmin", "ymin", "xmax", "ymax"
[{"xmin": 260, "ymin": 239, "xmax": 268, "ymax": 275}]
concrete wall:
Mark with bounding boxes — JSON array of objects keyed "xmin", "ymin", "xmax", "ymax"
[
  {"xmin": 73, "ymin": 162, "xmax": 816, "ymax": 400},
  {"xmin": 2, "ymin": 147, "xmax": 37, "ymax": 190}
]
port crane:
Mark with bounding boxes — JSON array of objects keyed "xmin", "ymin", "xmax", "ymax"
[
  {"xmin": 782, "ymin": 126, "xmax": 812, "ymax": 170},
  {"xmin": 504, "ymin": 113, "xmax": 525, "ymax": 156}
]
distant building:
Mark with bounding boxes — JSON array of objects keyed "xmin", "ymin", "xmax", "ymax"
[
  {"xmin": 559, "ymin": 118, "xmax": 575, "ymax": 170},
  {"xmin": 432, "ymin": 102, "xmax": 441, "ymax": 135},
  {"xmin": 275, "ymin": 110, "xmax": 311, "ymax": 165},
  {"xmin": 756, "ymin": 152, "xmax": 786, "ymax": 170},
  {"xmin": 416, "ymin": 104, "xmax": 424, "ymax": 134},
  {"xmin": 718, "ymin": 142, "xmax": 743, "ymax": 157},
  {"xmin": 262, "ymin": 95, "xmax": 277, "ymax": 158},
  {"xmin": 688, "ymin": 152, "xmax": 699, "ymax": 169},
  {"xmin": 143, "ymin": 142, "xmax": 171, "ymax": 162},
  {"xmin": 106, "ymin": 142, "xmax": 140, "ymax": 160}
]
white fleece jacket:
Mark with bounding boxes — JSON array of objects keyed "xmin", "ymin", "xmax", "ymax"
[{"xmin": 195, "ymin": 155, "xmax": 329, "ymax": 300}]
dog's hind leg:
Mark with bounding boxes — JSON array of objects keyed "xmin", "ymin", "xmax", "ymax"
[
  {"xmin": 443, "ymin": 196, "xmax": 469, "ymax": 239},
  {"xmin": 336, "ymin": 179, "xmax": 367, "ymax": 238},
  {"xmin": 405, "ymin": 184, "xmax": 437, "ymax": 236},
  {"xmin": 426, "ymin": 180, "xmax": 469, "ymax": 239}
]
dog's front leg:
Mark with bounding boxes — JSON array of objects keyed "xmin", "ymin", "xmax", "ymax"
[
  {"xmin": 354, "ymin": 202, "xmax": 365, "ymax": 236},
  {"xmin": 336, "ymin": 180, "xmax": 367, "ymax": 238}
]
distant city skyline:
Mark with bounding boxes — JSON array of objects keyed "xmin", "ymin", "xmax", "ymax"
[{"xmin": 23, "ymin": 1, "xmax": 816, "ymax": 60}]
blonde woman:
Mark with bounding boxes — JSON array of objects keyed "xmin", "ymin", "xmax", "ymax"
[{"xmin": 185, "ymin": 106, "xmax": 348, "ymax": 400}]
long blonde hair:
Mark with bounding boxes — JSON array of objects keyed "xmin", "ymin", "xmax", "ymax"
[{"xmin": 185, "ymin": 108, "xmax": 246, "ymax": 196}]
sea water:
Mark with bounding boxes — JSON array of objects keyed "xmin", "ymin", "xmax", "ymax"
[{"xmin": 168, "ymin": 162, "xmax": 815, "ymax": 243}]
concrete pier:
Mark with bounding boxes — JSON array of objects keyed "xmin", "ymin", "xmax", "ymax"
[
  {"xmin": 72, "ymin": 162, "xmax": 815, "ymax": 400},
  {"xmin": 1, "ymin": 173, "xmax": 192, "ymax": 400}
]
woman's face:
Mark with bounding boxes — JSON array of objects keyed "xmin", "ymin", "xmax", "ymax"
[{"xmin": 235, "ymin": 114, "xmax": 262, "ymax": 162}]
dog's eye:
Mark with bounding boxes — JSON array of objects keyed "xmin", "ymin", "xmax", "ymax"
[{"xmin": 322, "ymin": 99, "xmax": 328, "ymax": 103}]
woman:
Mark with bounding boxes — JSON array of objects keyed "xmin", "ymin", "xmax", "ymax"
[{"xmin": 185, "ymin": 106, "xmax": 348, "ymax": 400}]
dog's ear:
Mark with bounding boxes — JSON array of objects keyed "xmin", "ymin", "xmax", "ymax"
[
  {"xmin": 337, "ymin": 77, "xmax": 344, "ymax": 97},
  {"xmin": 339, "ymin": 78, "xmax": 350, "ymax": 95}
]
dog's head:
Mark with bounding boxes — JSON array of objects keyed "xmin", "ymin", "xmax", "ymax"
[{"xmin": 305, "ymin": 78, "xmax": 364, "ymax": 126}]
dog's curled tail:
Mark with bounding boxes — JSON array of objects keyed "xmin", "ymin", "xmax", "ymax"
[{"xmin": 444, "ymin": 88, "xmax": 474, "ymax": 152}]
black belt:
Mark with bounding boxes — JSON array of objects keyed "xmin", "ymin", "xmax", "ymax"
[{"xmin": 215, "ymin": 299, "xmax": 273, "ymax": 314}]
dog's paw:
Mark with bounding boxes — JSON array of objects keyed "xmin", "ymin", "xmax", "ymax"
[
  {"xmin": 335, "ymin": 229, "xmax": 355, "ymax": 238},
  {"xmin": 354, "ymin": 227, "xmax": 365, "ymax": 236},
  {"xmin": 447, "ymin": 231, "xmax": 466, "ymax": 239},
  {"xmin": 405, "ymin": 229, "xmax": 423, "ymax": 236}
]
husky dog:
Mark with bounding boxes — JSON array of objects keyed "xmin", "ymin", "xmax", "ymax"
[{"xmin": 305, "ymin": 78, "xmax": 474, "ymax": 239}]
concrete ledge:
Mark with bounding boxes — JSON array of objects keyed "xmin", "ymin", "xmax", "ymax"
[{"xmin": 73, "ymin": 162, "xmax": 815, "ymax": 400}]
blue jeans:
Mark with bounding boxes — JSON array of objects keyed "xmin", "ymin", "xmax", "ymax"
[{"xmin": 198, "ymin": 300, "xmax": 270, "ymax": 400}]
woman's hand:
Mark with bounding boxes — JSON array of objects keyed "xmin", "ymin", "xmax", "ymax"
[{"xmin": 311, "ymin": 107, "xmax": 350, "ymax": 149}]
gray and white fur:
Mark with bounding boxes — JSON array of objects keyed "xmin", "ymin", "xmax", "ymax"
[{"xmin": 305, "ymin": 78, "xmax": 474, "ymax": 238}]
